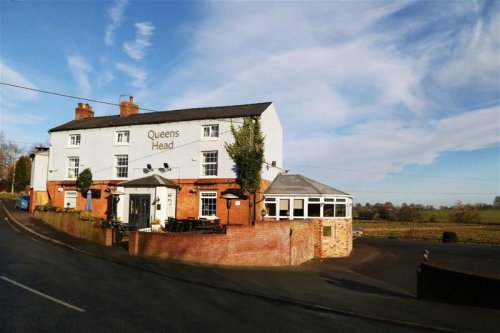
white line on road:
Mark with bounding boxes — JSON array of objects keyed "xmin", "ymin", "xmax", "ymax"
[{"xmin": 0, "ymin": 276, "xmax": 86, "ymax": 312}]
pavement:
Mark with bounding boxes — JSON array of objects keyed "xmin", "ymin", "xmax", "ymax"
[{"xmin": 2, "ymin": 199, "xmax": 500, "ymax": 333}]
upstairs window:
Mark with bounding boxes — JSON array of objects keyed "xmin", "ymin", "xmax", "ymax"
[
  {"xmin": 202, "ymin": 124, "xmax": 219, "ymax": 139},
  {"xmin": 69, "ymin": 134, "xmax": 81, "ymax": 147},
  {"xmin": 67, "ymin": 157, "xmax": 79, "ymax": 179},
  {"xmin": 202, "ymin": 151, "xmax": 218, "ymax": 176},
  {"xmin": 115, "ymin": 155, "xmax": 128, "ymax": 178},
  {"xmin": 116, "ymin": 131, "xmax": 130, "ymax": 144}
]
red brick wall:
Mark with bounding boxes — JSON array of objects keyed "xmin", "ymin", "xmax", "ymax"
[
  {"xmin": 46, "ymin": 178, "xmax": 271, "ymax": 224},
  {"xmin": 129, "ymin": 220, "xmax": 318, "ymax": 266},
  {"xmin": 46, "ymin": 181, "xmax": 114, "ymax": 219},
  {"xmin": 171, "ymin": 178, "xmax": 270, "ymax": 225}
]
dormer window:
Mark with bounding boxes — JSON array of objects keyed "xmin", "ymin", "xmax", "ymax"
[
  {"xmin": 202, "ymin": 124, "xmax": 219, "ymax": 139},
  {"xmin": 116, "ymin": 131, "xmax": 130, "ymax": 144},
  {"xmin": 69, "ymin": 134, "xmax": 81, "ymax": 147}
]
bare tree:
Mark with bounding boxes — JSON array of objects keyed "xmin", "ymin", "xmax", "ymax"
[{"xmin": 0, "ymin": 133, "xmax": 23, "ymax": 192}]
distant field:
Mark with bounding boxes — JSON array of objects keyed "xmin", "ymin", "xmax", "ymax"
[
  {"xmin": 354, "ymin": 220, "xmax": 500, "ymax": 244},
  {"xmin": 0, "ymin": 192, "xmax": 19, "ymax": 200},
  {"xmin": 420, "ymin": 209, "xmax": 500, "ymax": 223}
]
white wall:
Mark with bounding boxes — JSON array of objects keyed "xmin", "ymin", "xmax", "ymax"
[
  {"xmin": 30, "ymin": 152, "xmax": 48, "ymax": 191},
  {"xmin": 260, "ymin": 104, "xmax": 283, "ymax": 181},
  {"xmin": 48, "ymin": 104, "xmax": 283, "ymax": 183}
]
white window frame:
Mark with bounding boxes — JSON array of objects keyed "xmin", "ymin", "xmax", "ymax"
[
  {"xmin": 64, "ymin": 191, "xmax": 77, "ymax": 209},
  {"xmin": 68, "ymin": 134, "xmax": 81, "ymax": 147},
  {"xmin": 115, "ymin": 155, "xmax": 128, "ymax": 178},
  {"xmin": 201, "ymin": 151, "xmax": 218, "ymax": 177},
  {"xmin": 67, "ymin": 157, "xmax": 79, "ymax": 179},
  {"xmin": 200, "ymin": 192, "xmax": 217, "ymax": 218},
  {"xmin": 202, "ymin": 124, "xmax": 219, "ymax": 139},
  {"xmin": 264, "ymin": 196, "xmax": 352, "ymax": 220},
  {"xmin": 116, "ymin": 130, "xmax": 130, "ymax": 145}
]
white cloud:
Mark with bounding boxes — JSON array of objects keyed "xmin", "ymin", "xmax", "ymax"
[
  {"xmin": 123, "ymin": 22, "xmax": 155, "ymax": 60},
  {"xmin": 104, "ymin": 0, "xmax": 128, "ymax": 46},
  {"xmin": 0, "ymin": 60, "xmax": 39, "ymax": 101},
  {"xmin": 67, "ymin": 55, "xmax": 92, "ymax": 97},
  {"xmin": 97, "ymin": 70, "xmax": 114, "ymax": 87},
  {"xmin": 116, "ymin": 63, "xmax": 147, "ymax": 88},
  {"xmin": 285, "ymin": 106, "xmax": 500, "ymax": 181},
  {"xmin": 160, "ymin": 1, "xmax": 499, "ymax": 185},
  {"xmin": 438, "ymin": 15, "xmax": 500, "ymax": 89}
]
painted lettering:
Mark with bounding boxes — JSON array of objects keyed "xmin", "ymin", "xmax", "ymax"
[{"xmin": 152, "ymin": 140, "xmax": 174, "ymax": 150}]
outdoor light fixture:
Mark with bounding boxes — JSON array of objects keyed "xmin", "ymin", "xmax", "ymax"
[
  {"xmin": 221, "ymin": 193, "xmax": 239, "ymax": 225},
  {"xmin": 163, "ymin": 163, "xmax": 169, "ymax": 169},
  {"xmin": 147, "ymin": 164, "xmax": 153, "ymax": 170}
]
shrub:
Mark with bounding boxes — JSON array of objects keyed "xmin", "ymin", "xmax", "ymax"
[
  {"xmin": 442, "ymin": 231, "xmax": 458, "ymax": 243},
  {"xmin": 449, "ymin": 202, "xmax": 481, "ymax": 223}
]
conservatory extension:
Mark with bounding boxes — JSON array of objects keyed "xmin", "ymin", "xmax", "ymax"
[{"xmin": 263, "ymin": 174, "xmax": 353, "ymax": 220}]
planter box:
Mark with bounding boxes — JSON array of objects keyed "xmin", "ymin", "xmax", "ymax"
[{"xmin": 34, "ymin": 210, "xmax": 112, "ymax": 246}]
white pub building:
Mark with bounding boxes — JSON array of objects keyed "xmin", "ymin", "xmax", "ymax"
[
  {"xmin": 30, "ymin": 97, "xmax": 352, "ymax": 228},
  {"xmin": 31, "ymin": 98, "xmax": 282, "ymax": 227}
]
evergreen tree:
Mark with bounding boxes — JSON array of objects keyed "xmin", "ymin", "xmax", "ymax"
[
  {"xmin": 77, "ymin": 168, "xmax": 93, "ymax": 193},
  {"xmin": 224, "ymin": 117, "xmax": 265, "ymax": 195},
  {"xmin": 14, "ymin": 156, "xmax": 31, "ymax": 192}
]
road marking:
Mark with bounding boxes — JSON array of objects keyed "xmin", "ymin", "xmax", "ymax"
[
  {"xmin": 0, "ymin": 276, "xmax": 86, "ymax": 312},
  {"xmin": 3, "ymin": 217, "xmax": 20, "ymax": 233}
]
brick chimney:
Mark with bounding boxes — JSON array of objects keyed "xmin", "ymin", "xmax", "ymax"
[
  {"xmin": 120, "ymin": 96, "xmax": 139, "ymax": 117},
  {"xmin": 75, "ymin": 103, "xmax": 94, "ymax": 120}
]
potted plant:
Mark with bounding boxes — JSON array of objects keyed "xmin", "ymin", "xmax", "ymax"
[{"xmin": 151, "ymin": 218, "xmax": 161, "ymax": 232}]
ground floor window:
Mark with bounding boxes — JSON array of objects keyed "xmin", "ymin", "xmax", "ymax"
[
  {"xmin": 200, "ymin": 192, "xmax": 217, "ymax": 217},
  {"xmin": 64, "ymin": 191, "xmax": 77, "ymax": 209},
  {"xmin": 293, "ymin": 199, "xmax": 305, "ymax": 217},
  {"xmin": 264, "ymin": 197, "xmax": 276, "ymax": 217},
  {"xmin": 308, "ymin": 198, "xmax": 321, "ymax": 217},
  {"xmin": 264, "ymin": 196, "xmax": 351, "ymax": 219},
  {"xmin": 279, "ymin": 198, "xmax": 290, "ymax": 218}
]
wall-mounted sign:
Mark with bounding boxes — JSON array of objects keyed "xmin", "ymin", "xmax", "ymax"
[{"xmin": 148, "ymin": 130, "xmax": 180, "ymax": 151}]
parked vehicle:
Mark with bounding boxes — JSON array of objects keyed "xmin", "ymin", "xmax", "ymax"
[
  {"xmin": 15, "ymin": 195, "xmax": 30, "ymax": 210},
  {"xmin": 353, "ymin": 226, "xmax": 363, "ymax": 237}
]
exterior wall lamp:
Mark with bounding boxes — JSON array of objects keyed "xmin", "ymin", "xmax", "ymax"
[
  {"xmin": 145, "ymin": 162, "xmax": 171, "ymax": 173},
  {"xmin": 221, "ymin": 193, "xmax": 239, "ymax": 225}
]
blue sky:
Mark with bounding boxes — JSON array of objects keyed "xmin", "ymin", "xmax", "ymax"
[{"xmin": 1, "ymin": 0, "xmax": 498, "ymax": 206}]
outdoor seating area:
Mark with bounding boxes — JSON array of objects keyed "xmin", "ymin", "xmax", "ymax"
[{"xmin": 163, "ymin": 217, "xmax": 226, "ymax": 234}]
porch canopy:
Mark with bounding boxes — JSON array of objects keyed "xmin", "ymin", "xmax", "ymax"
[
  {"xmin": 118, "ymin": 174, "xmax": 180, "ymax": 188},
  {"xmin": 263, "ymin": 174, "xmax": 353, "ymax": 220},
  {"xmin": 117, "ymin": 174, "xmax": 179, "ymax": 228}
]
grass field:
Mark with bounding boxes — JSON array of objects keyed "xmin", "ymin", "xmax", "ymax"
[
  {"xmin": 354, "ymin": 220, "xmax": 500, "ymax": 244},
  {"xmin": 420, "ymin": 209, "xmax": 500, "ymax": 223},
  {"xmin": 0, "ymin": 192, "xmax": 20, "ymax": 200}
]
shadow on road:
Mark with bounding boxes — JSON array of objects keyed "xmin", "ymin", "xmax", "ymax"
[{"xmin": 320, "ymin": 273, "xmax": 413, "ymax": 299}]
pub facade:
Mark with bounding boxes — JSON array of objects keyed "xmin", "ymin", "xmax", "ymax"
[{"xmin": 34, "ymin": 98, "xmax": 283, "ymax": 228}]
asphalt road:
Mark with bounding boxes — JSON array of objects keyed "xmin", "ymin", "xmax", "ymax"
[
  {"xmin": 330, "ymin": 237, "xmax": 500, "ymax": 294},
  {"xmin": 0, "ymin": 208, "xmax": 428, "ymax": 332}
]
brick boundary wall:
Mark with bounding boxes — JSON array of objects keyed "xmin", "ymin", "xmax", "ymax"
[
  {"xmin": 129, "ymin": 218, "xmax": 352, "ymax": 266},
  {"xmin": 417, "ymin": 262, "xmax": 500, "ymax": 309},
  {"xmin": 34, "ymin": 210, "xmax": 112, "ymax": 246}
]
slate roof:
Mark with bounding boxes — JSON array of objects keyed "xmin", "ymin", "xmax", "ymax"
[
  {"xmin": 49, "ymin": 102, "xmax": 272, "ymax": 132},
  {"xmin": 118, "ymin": 174, "xmax": 179, "ymax": 188},
  {"xmin": 264, "ymin": 174, "xmax": 350, "ymax": 196}
]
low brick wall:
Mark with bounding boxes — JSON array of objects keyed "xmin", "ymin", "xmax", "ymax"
[
  {"xmin": 34, "ymin": 210, "xmax": 112, "ymax": 246},
  {"xmin": 129, "ymin": 219, "xmax": 350, "ymax": 266},
  {"xmin": 417, "ymin": 262, "xmax": 500, "ymax": 309},
  {"xmin": 316, "ymin": 218, "xmax": 353, "ymax": 258}
]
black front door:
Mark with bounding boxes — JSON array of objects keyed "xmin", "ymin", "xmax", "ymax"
[{"xmin": 129, "ymin": 194, "xmax": 150, "ymax": 228}]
